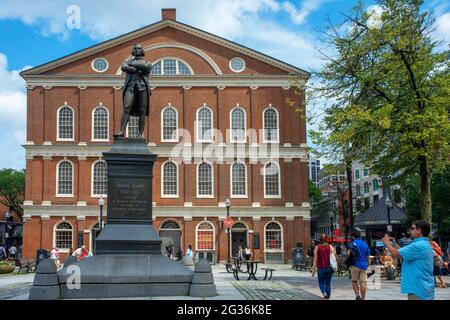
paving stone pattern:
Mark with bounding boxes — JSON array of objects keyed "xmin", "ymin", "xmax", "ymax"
[{"xmin": 232, "ymin": 280, "xmax": 320, "ymax": 300}]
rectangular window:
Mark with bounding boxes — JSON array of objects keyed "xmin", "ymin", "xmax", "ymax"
[
  {"xmin": 197, "ymin": 230, "xmax": 214, "ymax": 250},
  {"xmin": 355, "ymin": 169, "xmax": 360, "ymax": 180},
  {"xmin": 363, "ymin": 168, "xmax": 369, "ymax": 177}
]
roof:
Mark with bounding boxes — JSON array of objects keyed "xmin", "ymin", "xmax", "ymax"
[
  {"xmin": 20, "ymin": 19, "xmax": 310, "ymax": 78},
  {"xmin": 354, "ymin": 198, "xmax": 408, "ymax": 226}
]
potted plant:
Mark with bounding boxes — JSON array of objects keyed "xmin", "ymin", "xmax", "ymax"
[{"xmin": 0, "ymin": 260, "xmax": 16, "ymax": 274}]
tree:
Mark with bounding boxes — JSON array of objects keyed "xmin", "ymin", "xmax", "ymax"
[
  {"xmin": 0, "ymin": 169, "xmax": 25, "ymax": 222},
  {"xmin": 308, "ymin": 180, "xmax": 322, "ymax": 204},
  {"xmin": 307, "ymin": 0, "xmax": 449, "ymax": 225},
  {"xmin": 401, "ymin": 167, "xmax": 450, "ymax": 239}
]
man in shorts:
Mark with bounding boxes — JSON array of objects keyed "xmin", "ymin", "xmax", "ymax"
[{"xmin": 348, "ymin": 229, "xmax": 370, "ymax": 300}]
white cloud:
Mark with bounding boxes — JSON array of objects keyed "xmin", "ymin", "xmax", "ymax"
[
  {"xmin": 366, "ymin": 5, "xmax": 384, "ymax": 30},
  {"xmin": 0, "ymin": 53, "xmax": 27, "ymax": 124},
  {"xmin": 435, "ymin": 12, "xmax": 450, "ymax": 45},
  {"xmin": 282, "ymin": 0, "xmax": 330, "ymax": 25}
]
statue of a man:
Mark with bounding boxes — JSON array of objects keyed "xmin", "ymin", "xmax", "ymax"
[{"xmin": 117, "ymin": 44, "xmax": 152, "ymax": 138}]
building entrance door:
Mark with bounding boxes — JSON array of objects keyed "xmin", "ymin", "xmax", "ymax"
[
  {"xmin": 158, "ymin": 220, "xmax": 182, "ymax": 256},
  {"xmin": 91, "ymin": 223, "xmax": 100, "ymax": 254},
  {"xmin": 231, "ymin": 222, "xmax": 248, "ymax": 257}
]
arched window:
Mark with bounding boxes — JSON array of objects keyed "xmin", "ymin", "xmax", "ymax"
[
  {"xmin": 57, "ymin": 160, "xmax": 73, "ymax": 196},
  {"xmin": 197, "ymin": 107, "xmax": 213, "ymax": 142},
  {"xmin": 264, "ymin": 162, "xmax": 280, "ymax": 198},
  {"xmin": 126, "ymin": 116, "xmax": 139, "ymax": 138},
  {"xmin": 373, "ymin": 179, "xmax": 379, "ymax": 191},
  {"xmin": 57, "ymin": 106, "xmax": 74, "ymax": 140},
  {"xmin": 230, "ymin": 107, "xmax": 246, "ymax": 142},
  {"xmin": 150, "ymin": 58, "xmax": 193, "ymax": 75},
  {"xmin": 92, "ymin": 106, "xmax": 109, "ymax": 141},
  {"xmin": 196, "ymin": 222, "xmax": 214, "ymax": 250},
  {"xmin": 265, "ymin": 222, "xmax": 282, "ymax": 250},
  {"xmin": 231, "ymin": 161, "xmax": 247, "ymax": 197},
  {"xmin": 160, "ymin": 220, "xmax": 181, "ymax": 230},
  {"xmin": 54, "ymin": 221, "xmax": 73, "ymax": 250},
  {"xmin": 161, "ymin": 107, "xmax": 178, "ymax": 141},
  {"xmin": 197, "ymin": 162, "xmax": 213, "ymax": 197},
  {"xmin": 92, "ymin": 160, "xmax": 107, "ymax": 196},
  {"xmin": 364, "ymin": 182, "xmax": 370, "ymax": 194},
  {"xmin": 263, "ymin": 107, "xmax": 279, "ymax": 142},
  {"xmin": 162, "ymin": 161, "xmax": 178, "ymax": 197},
  {"xmin": 232, "ymin": 222, "xmax": 247, "ymax": 230}
]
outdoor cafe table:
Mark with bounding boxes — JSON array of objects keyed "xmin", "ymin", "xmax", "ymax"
[{"xmin": 245, "ymin": 260, "xmax": 261, "ymax": 280}]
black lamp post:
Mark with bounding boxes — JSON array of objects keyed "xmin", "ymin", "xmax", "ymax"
[
  {"xmin": 225, "ymin": 197, "xmax": 231, "ymax": 265},
  {"xmin": 330, "ymin": 213, "xmax": 334, "ymax": 242},
  {"xmin": 385, "ymin": 196, "xmax": 392, "ymax": 234},
  {"xmin": 98, "ymin": 196, "xmax": 105, "ymax": 232}
]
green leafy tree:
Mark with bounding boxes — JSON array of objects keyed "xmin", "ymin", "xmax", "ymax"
[
  {"xmin": 308, "ymin": 180, "xmax": 322, "ymax": 204},
  {"xmin": 402, "ymin": 167, "xmax": 450, "ymax": 238},
  {"xmin": 0, "ymin": 169, "xmax": 25, "ymax": 222},
  {"xmin": 306, "ymin": 0, "xmax": 449, "ymax": 224}
]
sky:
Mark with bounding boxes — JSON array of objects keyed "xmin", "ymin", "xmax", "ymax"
[{"xmin": 0, "ymin": 0, "xmax": 448, "ymax": 170}]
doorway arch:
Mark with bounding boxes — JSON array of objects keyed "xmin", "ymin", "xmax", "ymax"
[
  {"xmin": 90, "ymin": 223, "xmax": 100, "ymax": 254},
  {"xmin": 159, "ymin": 220, "xmax": 182, "ymax": 256},
  {"xmin": 231, "ymin": 222, "xmax": 248, "ymax": 257}
]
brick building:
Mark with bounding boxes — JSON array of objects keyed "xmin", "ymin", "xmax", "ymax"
[{"xmin": 20, "ymin": 9, "xmax": 311, "ymax": 263}]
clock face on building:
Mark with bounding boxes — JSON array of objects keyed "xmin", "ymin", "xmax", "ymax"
[
  {"xmin": 229, "ymin": 57, "xmax": 245, "ymax": 73},
  {"xmin": 92, "ymin": 58, "xmax": 109, "ymax": 72}
]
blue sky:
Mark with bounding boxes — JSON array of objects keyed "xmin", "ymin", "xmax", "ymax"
[{"xmin": 0, "ymin": 0, "xmax": 448, "ymax": 170}]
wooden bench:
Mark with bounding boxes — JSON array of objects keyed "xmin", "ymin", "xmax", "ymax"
[{"xmin": 261, "ymin": 268, "xmax": 275, "ymax": 280}]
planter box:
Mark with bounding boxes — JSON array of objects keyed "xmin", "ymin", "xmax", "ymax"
[{"xmin": 0, "ymin": 265, "xmax": 16, "ymax": 274}]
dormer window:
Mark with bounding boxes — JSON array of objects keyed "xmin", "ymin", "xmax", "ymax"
[{"xmin": 150, "ymin": 58, "xmax": 193, "ymax": 75}]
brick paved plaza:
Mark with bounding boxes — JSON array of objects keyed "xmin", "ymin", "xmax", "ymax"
[{"xmin": 1, "ymin": 263, "xmax": 449, "ymax": 300}]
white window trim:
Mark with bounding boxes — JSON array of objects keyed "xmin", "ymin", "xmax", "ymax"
[
  {"xmin": 196, "ymin": 106, "xmax": 214, "ymax": 143},
  {"xmin": 263, "ymin": 221, "xmax": 284, "ymax": 252},
  {"xmin": 151, "ymin": 57, "xmax": 194, "ymax": 75},
  {"xmin": 229, "ymin": 106, "xmax": 247, "ymax": 143},
  {"xmin": 91, "ymin": 160, "xmax": 108, "ymax": 198},
  {"xmin": 262, "ymin": 106, "xmax": 280, "ymax": 143},
  {"xmin": 53, "ymin": 220, "xmax": 74, "ymax": 253},
  {"xmin": 91, "ymin": 106, "xmax": 110, "ymax": 142},
  {"xmin": 56, "ymin": 105, "xmax": 75, "ymax": 142},
  {"xmin": 229, "ymin": 57, "xmax": 246, "ymax": 73},
  {"xmin": 195, "ymin": 221, "xmax": 216, "ymax": 251},
  {"xmin": 263, "ymin": 161, "xmax": 281, "ymax": 199},
  {"xmin": 161, "ymin": 160, "xmax": 179, "ymax": 198},
  {"xmin": 364, "ymin": 182, "xmax": 370, "ymax": 194},
  {"xmin": 91, "ymin": 57, "xmax": 109, "ymax": 73},
  {"xmin": 56, "ymin": 160, "xmax": 74, "ymax": 197},
  {"xmin": 363, "ymin": 168, "xmax": 369, "ymax": 177},
  {"xmin": 230, "ymin": 161, "xmax": 248, "ymax": 198},
  {"xmin": 354, "ymin": 169, "xmax": 361, "ymax": 181},
  {"xmin": 160, "ymin": 106, "xmax": 179, "ymax": 142},
  {"xmin": 196, "ymin": 161, "xmax": 214, "ymax": 198}
]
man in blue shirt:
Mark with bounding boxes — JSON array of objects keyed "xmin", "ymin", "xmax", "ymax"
[
  {"xmin": 382, "ymin": 220, "xmax": 434, "ymax": 300},
  {"xmin": 349, "ymin": 229, "xmax": 370, "ymax": 300}
]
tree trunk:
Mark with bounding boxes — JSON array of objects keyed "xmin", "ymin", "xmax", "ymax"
[
  {"xmin": 419, "ymin": 155, "xmax": 432, "ymax": 225},
  {"xmin": 346, "ymin": 161, "xmax": 354, "ymax": 231}
]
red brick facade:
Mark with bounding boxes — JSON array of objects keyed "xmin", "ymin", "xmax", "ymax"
[{"xmin": 21, "ymin": 10, "xmax": 311, "ymax": 263}]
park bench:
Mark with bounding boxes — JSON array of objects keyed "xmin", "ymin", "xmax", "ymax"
[
  {"xmin": 14, "ymin": 258, "xmax": 35, "ymax": 273},
  {"xmin": 261, "ymin": 267, "xmax": 275, "ymax": 280}
]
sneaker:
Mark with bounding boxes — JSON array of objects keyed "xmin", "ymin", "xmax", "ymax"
[
  {"xmin": 323, "ymin": 294, "xmax": 328, "ymax": 299},
  {"xmin": 356, "ymin": 295, "xmax": 362, "ymax": 300}
]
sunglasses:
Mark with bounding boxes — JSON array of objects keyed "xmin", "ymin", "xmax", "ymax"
[{"xmin": 410, "ymin": 226, "xmax": 418, "ymax": 230}]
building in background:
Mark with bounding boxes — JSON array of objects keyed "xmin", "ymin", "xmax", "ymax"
[
  {"xmin": 20, "ymin": 9, "xmax": 311, "ymax": 264},
  {"xmin": 307, "ymin": 154, "xmax": 321, "ymax": 186}
]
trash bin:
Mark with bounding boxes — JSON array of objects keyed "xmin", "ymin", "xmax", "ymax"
[
  {"xmin": 292, "ymin": 246, "xmax": 304, "ymax": 270},
  {"xmin": 35, "ymin": 249, "xmax": 51, "ymax": 266}
]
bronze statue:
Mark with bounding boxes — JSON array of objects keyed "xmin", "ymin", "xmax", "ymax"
[{"xmin": 117, "ymin": 44, "xmax": 152, "ymax": 138}]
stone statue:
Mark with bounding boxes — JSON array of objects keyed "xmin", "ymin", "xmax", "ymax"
[{"xmin": 117, "ymin": 44, "xmax": 152, "ymax": 138}]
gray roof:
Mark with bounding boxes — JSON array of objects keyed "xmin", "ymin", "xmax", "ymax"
[{"xmin": 354, "ymin": 198, "xmax": 408, "ymax": 226}]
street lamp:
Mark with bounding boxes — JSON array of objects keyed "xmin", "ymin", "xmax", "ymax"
[
  {"xmin": 330, "ymin": 213, "xmax": 334, "ymax": 242},
  {"xmin": 225, "ymin": 197, "xmax": 231, "ymax": 266},
  {"xmin": 385, "ymin": 196, "xmax": 392, "ymax": 234},
  {"xmin": 98, "ymin": 196, "xmax": 105, "ymax": 232}
]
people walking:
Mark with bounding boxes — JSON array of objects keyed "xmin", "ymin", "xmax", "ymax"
[
  {"xmin": 348, "ymin": 229, "xmax": 370, "ymax": 300},
  {"xmin": 8, "ymin": 245, "xmax": 17, "ymax": 259},
  {"xmin": 243, "ymin": 247, "xmax": 252, "ymax": 261},
  {"xmin": 307, "ymin": 240, "xmax": 316, "ymax": 270},
  {"xmin": 0, "ymin": 244, "xmax": 6, "ymax": 260},
  {"xmin": 430, "ymin": 239, "xmax": 446, "ymax": 288},
  {"xmin": 50, "ymin": 247, "xmax": 60, "ymax": 268},
  {"xmin": 312, "ymin": 234, "xmax": 336, "ymax": 299},
  {"xmin": 382, "ymin": 220, "xmax": 434, "ymax": 300}
]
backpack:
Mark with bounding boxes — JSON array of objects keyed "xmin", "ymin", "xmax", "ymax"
[{"xmin": 345, "ymin": 241, "xmax": 358, "ymax": 267}]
